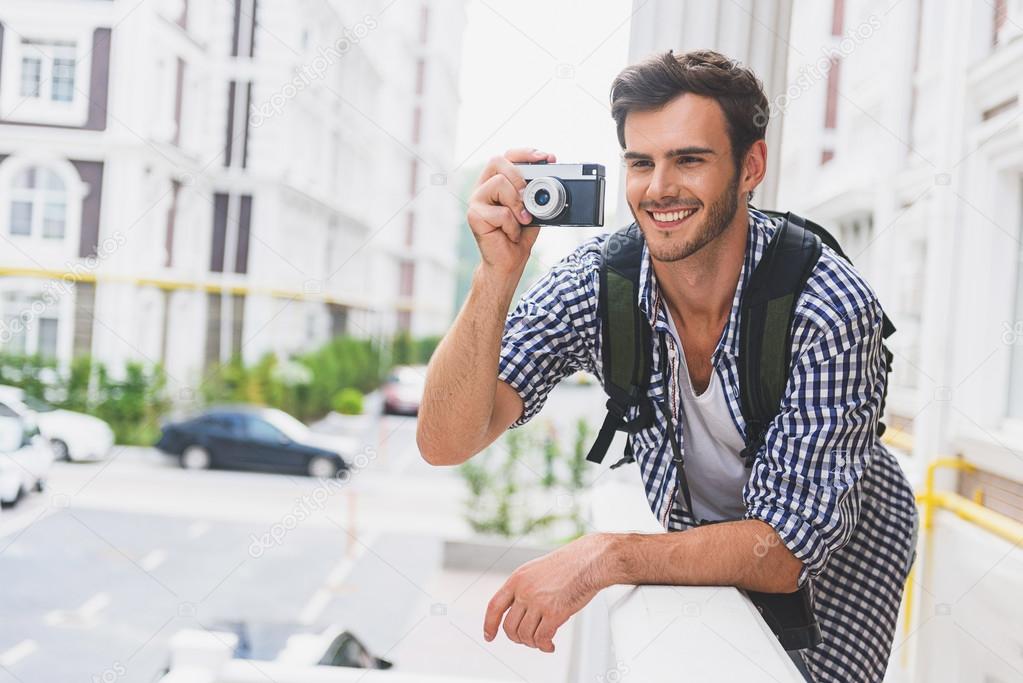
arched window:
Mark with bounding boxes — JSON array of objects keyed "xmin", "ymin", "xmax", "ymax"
[{"xmin": 8, "ymin": 165, "xmax": 67, "ymax": 239}]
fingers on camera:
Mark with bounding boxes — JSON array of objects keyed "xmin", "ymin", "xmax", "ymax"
[
  {"xmin": 479, "ymin": 155, "xmax": 526, "ymax": 190},
  {"xmin": 483, "ymin": 174, "xmax": 531, "ymax": 223},
  {"xmin": 473, "ymin": 203, "xmax": 524, "ymax": 243}
]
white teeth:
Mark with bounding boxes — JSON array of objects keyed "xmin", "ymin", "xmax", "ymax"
[{"xmin": 651, "ymin": 208, "xmax": 695, "ymax": 222}]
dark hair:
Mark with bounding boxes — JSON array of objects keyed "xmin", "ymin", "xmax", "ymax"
[{"xmin": 610, "ymin": 49, "xmax": 769, "ymax": 172}]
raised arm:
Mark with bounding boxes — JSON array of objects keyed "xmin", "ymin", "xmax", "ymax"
[{"xmin": 416, "ymin": 148, "xmax": 555, "ymax": 466}]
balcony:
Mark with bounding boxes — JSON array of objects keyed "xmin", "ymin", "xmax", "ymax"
[{"xmin": 567, "ymin": 481, "xmax": 805, "ymax": 683}]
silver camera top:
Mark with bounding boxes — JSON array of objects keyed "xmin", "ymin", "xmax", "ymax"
[{"xmin": 517, "ymin": 163, "xmax": 605, "ymax": 181}]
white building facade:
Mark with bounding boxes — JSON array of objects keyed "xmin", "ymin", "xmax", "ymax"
[
  {"xmin": 778, "ymin": 0, "xmax": 1023, "ymax": 487},
  {"xmin": 622, "ymin": 2, "xmax": 1023, "ymax": 681},
  {"xmin": 0, "ymin": 0, "xmax": 465, "ymax": 391},
  {"xmin": 777, "ymin": 1, "xmax": 1023, "ymax": 682}
]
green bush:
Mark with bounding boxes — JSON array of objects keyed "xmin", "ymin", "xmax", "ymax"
[
  {"xmin": 94, "ymin": 361, "xmax": 169, "ymax": 445},
  {"xmin": 0, "ymin": 331, "xmax": 438, "ymax": 444},
  {"xmin": 0, "ymin": 353, "xmax": 168, "ymax": 445},
  {"xmin": 458, "ymin": 418, "xmax": 593, "ymax": 543},
  {"xmin": 332, "ymin": 388, "xmax": 364, "ymax": 415}
]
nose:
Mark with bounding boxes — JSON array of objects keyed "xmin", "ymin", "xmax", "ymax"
[{"xmin": 645, "ymin": 163, "xmax": 681, "ymax": 206}]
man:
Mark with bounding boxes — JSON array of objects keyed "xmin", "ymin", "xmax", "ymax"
[{"xmin": 417, "ymin": 49, "xmax": 917, "ymax": 683}]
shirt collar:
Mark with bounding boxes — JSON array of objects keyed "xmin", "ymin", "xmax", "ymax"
[{"xmin": 636, "ymin": 207, "xmax": 780, "ymax": 365}]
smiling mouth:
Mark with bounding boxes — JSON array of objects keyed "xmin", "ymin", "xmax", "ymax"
[{"xmin": 646, "ymin": 207, "xmax": 699, "ymax": 229}]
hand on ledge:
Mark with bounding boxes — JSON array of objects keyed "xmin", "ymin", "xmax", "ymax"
[{"xmin": 482, "ymin": 532, "xmax": 615, "ymax": 652}]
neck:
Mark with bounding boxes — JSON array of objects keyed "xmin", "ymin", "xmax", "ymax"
[{"xmin": 651, "ymin": 206, "xmax": 749, "ymax": 330}]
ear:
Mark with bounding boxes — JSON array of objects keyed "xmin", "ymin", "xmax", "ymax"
[{"xmin": 741, "ymin": 140, "xmax": 767, "ymax": 198}]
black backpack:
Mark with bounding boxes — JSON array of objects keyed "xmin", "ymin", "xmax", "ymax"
[{"xmin": 584, "ymin": 210, "xmax": 896, "ymax": 651}]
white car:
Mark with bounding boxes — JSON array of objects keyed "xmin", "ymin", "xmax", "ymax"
[
  {"xmin": 0, "ymin": 412, "xmax": 53, "ymax": 507},
  {"xmin": 381, "ymin": 365, "xmax": 427, "ymax": 415},
  {"xmin": 0, "ymin": 458, "xmax": 23, "ymax": 507},
  {"xmin": 0, "ymin": 385, "xmax": 114, "ymax": 462}
]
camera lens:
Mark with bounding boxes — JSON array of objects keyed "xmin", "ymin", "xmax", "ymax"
[{"xmin": 521, "ymin": 177, "xmax": 567, "ymax": 220}]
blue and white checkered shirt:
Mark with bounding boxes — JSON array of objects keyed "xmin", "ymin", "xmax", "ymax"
[{"xmin": 498, "ymin": 208, "xmax": 918, "ymax": 683}]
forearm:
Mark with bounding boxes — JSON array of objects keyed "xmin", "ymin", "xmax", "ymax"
[
  {"xmin": 417, "ymin": 263, "xmax": 522, "ymax": 465},
  {"xmin": 602, "ymin": 520, "xmax": 803, "ymax": 594}
]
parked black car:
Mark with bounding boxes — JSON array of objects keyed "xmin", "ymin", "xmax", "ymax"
[{"xmin": 155, "ymin": 406, "xmax": 355, "ymax": 477}]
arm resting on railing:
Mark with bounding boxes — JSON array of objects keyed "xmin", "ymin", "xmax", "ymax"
[{"xmin": 483, "ymin": 521, "xmax": 801, "ymax": 652}]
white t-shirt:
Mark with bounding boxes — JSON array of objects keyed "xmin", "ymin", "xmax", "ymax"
[{"xmin": 665, "ymin": 314, "xmax": 749, "ymax": 522}]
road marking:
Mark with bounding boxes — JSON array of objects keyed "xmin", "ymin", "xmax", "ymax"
[
  {"xmin": 298, "ymin": 531, "xmax": 379, "ymax": 625},
  {"xmin": 45, "ymin": 592, "xmax": 111, "ymax": 627},
  {"xmin": 187, "ymin": 521, "xmax": 211, "ymax": 539},
  {"xmin": 79, "ymin": 593, "xmax": 111, "ymax": 619},
  {"xmin": 0, "ymin": 639, "xmax": 37, "ymax": 667},
  {"xmin": 140, "ymin": 549, "xmax": 167, "ymax": 571}
]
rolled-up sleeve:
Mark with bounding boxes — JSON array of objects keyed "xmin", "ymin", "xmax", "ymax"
[
  {"xmin": 497, "ymin": 243, "xmax": 601, "ymax": 428},
  {"xmin": 743, "ymin": 296, "xmax": 888, "ymax": 586}
]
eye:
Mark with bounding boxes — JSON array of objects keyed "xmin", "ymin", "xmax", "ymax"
[
  {"xmin": 628, "ymin": 159, "xmax": 652, "ymax": 168},
  {"xmin": 678, "ymin": 156, "xmax": 702, "ymax": 165}
]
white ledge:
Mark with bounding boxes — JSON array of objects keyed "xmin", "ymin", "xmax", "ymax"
[{"xmin": 574, "ymin": 479, "xmax": 804, "ymax": 683}]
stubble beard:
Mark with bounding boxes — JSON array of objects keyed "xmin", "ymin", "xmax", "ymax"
[{"xmin": 631, "ymin": 172, "xmax": 743, "ymax": 263}]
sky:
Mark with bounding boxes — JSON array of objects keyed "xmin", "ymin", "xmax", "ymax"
[{"xmin": 453, "ymin": 0, "xmax": 635, "ymax": 268}]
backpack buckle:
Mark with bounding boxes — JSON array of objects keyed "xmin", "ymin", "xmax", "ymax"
[{"xmin": 604, "ymin": 397, "xmax": 628, "ymax": 419}]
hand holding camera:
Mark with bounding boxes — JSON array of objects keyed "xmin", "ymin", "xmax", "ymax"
[
  {"xmin": 466, "ymin": 148, "xmax": 605, "ymax": 278},
  {"xmin": 467, "ymin": 148, "xmax": 553, "ymax": 277}
]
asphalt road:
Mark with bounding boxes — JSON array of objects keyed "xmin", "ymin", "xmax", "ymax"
[
  {"xmin": 0, "ymin": 412, "xmax": 451, "ymax": 683},
  {"xmin": 0, "ymin": 381, "xmax": 609, "ymax": 683}
]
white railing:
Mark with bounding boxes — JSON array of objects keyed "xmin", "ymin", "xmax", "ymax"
[{"xmin": 567, "ymin": 480, "xmax": 805, "ymax": 683}]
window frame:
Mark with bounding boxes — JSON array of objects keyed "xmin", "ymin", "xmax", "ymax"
[
  {"xmin": 0, "ymin": 289, "xmax": 60, "ymax": 360},
  {"xmin": 8, "ymin": 165, "xmax": 69, "ymax": 241},
  {"xmin": 0, "ymin": 156, "xmax": 84, "ymax": 248},
  {"xmin": 0, "ymin": 25, "xmax": 93, "ymax": 127}
]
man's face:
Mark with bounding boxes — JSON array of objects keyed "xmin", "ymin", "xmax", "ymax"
[{"xmin": 622, "ymin": 93, "xmax": 744, "ymax": 263}]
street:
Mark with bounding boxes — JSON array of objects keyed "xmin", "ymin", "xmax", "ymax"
[
  {"xmin": 0, "ymin": 411, "xmax": 456, "ymax": 682},
  {"xmin": 0, "ymin": 383, "xmax": 609, "ymax": 683}
]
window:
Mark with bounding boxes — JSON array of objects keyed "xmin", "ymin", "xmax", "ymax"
[
  {"xmin": 824, "ymin": 56, "xmax": 840, "ymax": 130},
  {"xmin": 37, "ymin": 318, "xmax": 58, "ymax": 359},
  {"xmin": 19, "ymin": 40, "xmax": 77, "ymax": 104},
  {"xmin": 419, "ymin": 5, "xmax": 430, "ymax": 44},
  {"xmin": 0, "ymin": 292, "xmax": 59, "ymax": 358},
  {"xmin": 245, "ymin": 417, "xmax": 285, "ymax": 443},
  {"xmin": 200, "ymin": 414, "xmax": 239, "ymax": 435},
  {"xmin": 415, "ymin": 59, "xmax": 425, "ymax": 95},
  {"xmin": 8, "ymin": 166, "xmax": 68, "ymax": 239},
  {"xmin": 399, "ymin": 261, "xmax": 415, "ymax": 297},
  {"xmin": 411, "ymin": 107, "xmax": 422, "ymax": 144},
  {"xmin": 20, "ymin": 56, "xmax": 42, "ymax": 97},
  {"xmin": 1008, "ymin": 180, "xmax": 1023, "ymax": 418}
]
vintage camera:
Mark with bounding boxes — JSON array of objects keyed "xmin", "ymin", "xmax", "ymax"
[{"xmin": 515, "ymin": 162, "xmax": 605, "ymax": 227}]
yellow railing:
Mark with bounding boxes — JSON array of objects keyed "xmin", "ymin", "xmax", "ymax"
[
  {"xmin": 902, "ymin": 454, "xmax": 1023, "ymax": 654},
  {"xmin": 0, "ymin": 265, "xmax": 378, "ymax": 309}
]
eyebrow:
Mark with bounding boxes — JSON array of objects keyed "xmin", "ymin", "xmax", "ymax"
[{"xmin": 621, "ymin": 146, "xmax": 717, "ymax": 161}]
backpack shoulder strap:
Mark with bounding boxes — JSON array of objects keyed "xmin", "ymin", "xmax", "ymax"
[
  {"xmin": 740, "ymin": 211, "xmax": 898, "ymax": 465},
  {"xmin": 586, "ymin": 223, "xmax": 653, "ymax": 465},
  {"xmin": 737, "ymin": 213, "xmax": 822, "ymax": 467},
  {"xmin": 773, "ymin": 212, "xmax": 897, "ymax": 339}
]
